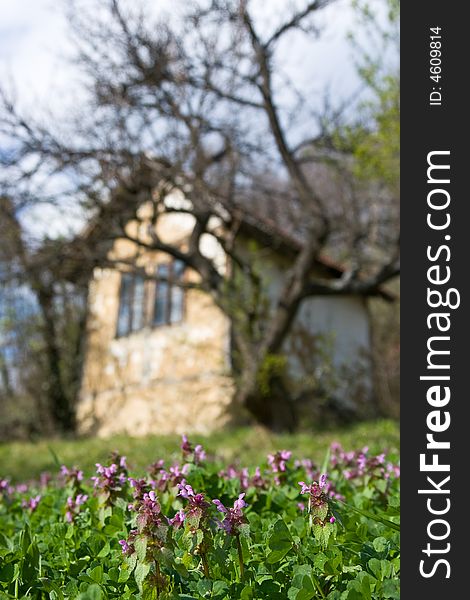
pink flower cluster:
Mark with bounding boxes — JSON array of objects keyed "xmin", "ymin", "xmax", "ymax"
[
  {"xmin": 268, "ymin": 450, "xmax": 292, "ymax": 484},
  {"xmin": 151, "ymin": 463, "xmax": 190, "ymax": 492},
  {"xmin": 21, "ymin": 494, "xmax": 41, "ymax": 512},
  {"xmin": 299, "ymin": 475, "xmax": 335, "ymax": 524},
  {"xmin": 0, "ymin": 478, "xmax": 14, "ymax": 498},
  {"xmin": 330, "ymin": 442, "xmax": 400, "ymax": 482},
  {"xmin": 60, "ymin": 465, "xmax": 84, "ymax": 487},
  {"xmin": 91, "ymin": 456, "xmax": 128, "ymax": 500},
  {"xmin": 294, "ymin": 460, "xmax": 344, "ymax": 501},
  {"xmin": 119, "ymin": 529, "xmax": 138, "ymax": 556},
  {"xmin": 135, "ymin": 490, "xmax": 164, "ymax": 530},
  {"xmin": 213, "ymin": 493, "xmax": 248, "ymax": 536},
  {"xmin": 181, "ymin": 435, "xmax": 207, "ymax": 465},
  {"xmin": 218, "ymin": 465, "xmax": 267, "ymax": 491},
  {"xmin": 65, "ymin": 493, "xmax": 88, "ymax": 522},
  {"xmin": 267, "ymin": 450, "xmax": 292, "ymax": 473}
]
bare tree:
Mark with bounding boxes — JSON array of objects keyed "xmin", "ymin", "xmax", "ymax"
[{"xmin": 0, "ymin": 0, "xmax": 399, "ymax": 430}]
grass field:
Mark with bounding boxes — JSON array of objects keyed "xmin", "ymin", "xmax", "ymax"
[{"xmin": 0, "ymin": 419, "xmax": 399, "ymax": 483}]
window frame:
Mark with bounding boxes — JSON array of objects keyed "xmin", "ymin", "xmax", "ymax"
[
  {"xmin": 152, "ymin": 259, "xmax": 186, "ymax": 328},
  {"xmin": 116, "ymin": 272, "xmax": 148, "ymax": 338},
  {"xmin": 115, "ymin": 259, "xmax": 186, "ymax": 338}
]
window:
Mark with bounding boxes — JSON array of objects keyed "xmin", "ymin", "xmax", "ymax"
[
  {"xmin": 116, "ymin": 260, "xmax": 185, "ymax": 337},
  {"xmin": 153, "ymin": 259, "xmax": 185, "ymax": 326},
  {"xmin": 116, "ymin": 272, "xmax": 146, "ymax": 337}
]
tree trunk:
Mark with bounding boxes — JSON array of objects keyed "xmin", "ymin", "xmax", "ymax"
[{"xmin": 36, "ymin": 286, "xmax": 75, "ymax": 433}]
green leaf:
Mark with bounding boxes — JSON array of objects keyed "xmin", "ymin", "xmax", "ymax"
[
  {"xmin": 108, "ymin": 566, "xmax": 119, "ymax": 582},
  {"xmin": 334, "ymin": 500, "xmax": 400, "ymax": 532},
  {"xmin": 88, "ymin": 565, "xmax": 103, "ymax": 584},
  {"xmin": 134, "ymin": 561, "xmax": 151, "ymax": 590},
  {"xmin": 40, "ymin": 578, "xmax": 64, "ymax": 600},
  {"xmin": 383, "ymin": 578, "xmax": 400, "ymax": 599},
  {"xmin": 320, "ymin": 447, "xmax": 331, "ymax": 477},
  {"xmin": 118, "ymin": 565, "xmax": 132, "ymax": 583},
  {"xmin": 312, "ymin": 523, "xmax": 333, "ymax": 548},
  {"xmin": 212, "ymin": 580, "xmax": 229, "ymax": 599},
  {"xmin": 368, "ymin": 558, "xmax": 392, "ymax": 581},
  {"xmin": 267, "ymin": 518, "xmax": 292, "ymax": 562},
  {"xmin": 77, "ymin": 583, "xmax": 103, "ymax": 600},
  {"xmin": 87, "ymin": 534, "xmax": 107, "ymax": 557},
  {"xmin": 0, "ymin": 564, "xmax": 14, "ymax": 584},
  {"xmin": 196, "ymin": 579, "xmax": 211, "ymax": 596},
  {"xmin": 313, "ymin": 552, "xmax": 328, "ymax": 571},
  {"xmin": 240, "ymin": 584, "xmax": 254, "ymax": 599},
  {"xmin": 372, "ymin": 537, "xmax": 389, "ymax": 555},
  {"xmin": 288, "ymin": 565, "xmax": 318, "ymax": 600},
  {"xmin": 135, "ymin": 536, "xmax": 148, "ymax": 562},
  {"xmin": 345, "ymin": 572, "xmax": 373, "ymax": 600},
  {"xmin": 142, "ymin": 580, "xmax": 158, "ymax": 600}
]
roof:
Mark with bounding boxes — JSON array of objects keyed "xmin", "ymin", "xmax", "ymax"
[{"xmin": 233, "ymin": 202, "xmax": 396, "ymax": 302}]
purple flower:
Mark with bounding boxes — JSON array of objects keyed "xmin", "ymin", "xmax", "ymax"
[
  {"xmin": 0, "ymin": 478, "xmax": 14, "ymax": 497},
  {"xmin": 40, "ymin": 472, "xmax": 52, "ymax": 488},
  {"xmin": 128, "ymin": 477, "xmax": 151, "ymax": 502},
  {"xmin": 298, "ymin": 476, "xmax": 336, "ymax": 527},
  {"xmin": 22, "ymin": 494, "xmax": 41, "ymax": 511},
  {"xmin": 135, "ymin": 490, "xmax": 164, "ymax": 530},
  {"xmin": 213, "ymin": 498, "xmax": 227, "ymax": 514},
  {"xmin": 155, "ymin": 463, "xmax": 190, "ymax": 491},
  {"xmin": 213, "ymin": 493, "xmax": 248, "ymax": 536},
  {"xmin": 91, "ymin": 459, "xmax": 128, "ymax": 502},
  {"xmin": 268, "ymin": 450, "xmax": 292, "ymax": 484},
  {"xmin": 168, "ymin": 509, "xmax": 186, "ymax": 529},
  {"xmin": 148, "ymin": 459, "xmax": 165, "ymax": 478},
  {"xmin": 177, "ymin": 483, "xmax": 195, "ymax": 499},
  {"xmin": 218, "ymin": 465, "xmax": 266, "ymax": 490},
  {"xmin": 119, "ymin": 529, "xmax": 138, "ymax": 556},
  {"xmin": 268, "ymin": 450, "xmax": 292, "ymax": 473},
  {"xmin": 65, "ymin": 493, "xmax": 88, "ymax": 522},
  {"xmin": 177, "ymin": 484, "xmax": 210, "ymax": 527},
  {"xmin": 60, "ymin": 465, "xmax": 84, "ymax": 487},
  {"xmin": 295, "ymin": 458, "xmax": 317, "ymax": 480},
  {"xmin": 194, "ymin": 444, "xmax": 206, "ymax": 464},
  {"xmin": 181, "ymin": 434, "xmax": 193, "ymax": 456},
  {"xmin": 180, "ymin": 435, "xmax": 207, "ymax": 465}
]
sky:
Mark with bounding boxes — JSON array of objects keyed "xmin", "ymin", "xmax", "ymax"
[{"xmin": 0, "ymin": 0, "xmax": 366, "ymax": 238}]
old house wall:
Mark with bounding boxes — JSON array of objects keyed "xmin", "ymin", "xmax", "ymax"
[
  {"xmin": 239, "ymin": 242, "xmax": 373, "ymax": 411},
  {"xmin": 77, "ymin": 210, "xmax": 233, "ymax": 437},
  {"xmin": 285, "ymin": 295, "xmax": 373, "ymax": 413}
]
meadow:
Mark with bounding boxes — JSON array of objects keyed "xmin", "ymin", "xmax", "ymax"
[{"xmin": 0, "ymin": 420, "xmax": 399, "ymax": 599}]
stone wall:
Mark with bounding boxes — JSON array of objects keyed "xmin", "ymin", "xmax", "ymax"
[{"xmin": 77, "ymin": 211, "xmax": 233, "ymax": 437}]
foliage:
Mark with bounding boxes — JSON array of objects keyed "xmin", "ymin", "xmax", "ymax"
[
  {"xmin": 346, "ymin": 0, "xmax": 399, "ymax": 192},
  {"xmin": 0, "ymin": 434, "xmax": 399, "ymax": 599}
]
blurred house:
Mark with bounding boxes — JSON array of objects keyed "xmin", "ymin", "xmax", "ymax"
[{"xmin": 77, "ymin": 198, "xmax": 385, "ymax": 437}]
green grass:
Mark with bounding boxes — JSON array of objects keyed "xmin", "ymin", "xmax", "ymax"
[{"xmin": 0, "ymin": 419, "xmax": 399, "ymax": 483}]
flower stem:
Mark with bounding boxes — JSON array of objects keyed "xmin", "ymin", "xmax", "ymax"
[
  {"xmin": 155, "ymin": 561, "xmax": 161, "ymax": 597},
  {"xmin": 236, "ymin": 534, "xmax": 245, "ymax": 581},
  {"xmin": 201, "ymin": 552, "xmax": 210, "ymax": 579}
]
